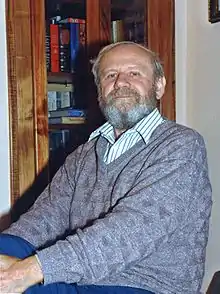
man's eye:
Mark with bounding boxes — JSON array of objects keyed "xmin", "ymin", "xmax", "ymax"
[
  {"xmin": 106, "ymin": 73, "xmax": 117, "ymax": 79},
  {"xmin": 130, "ymin": 71, "xmax": 141, "ymax": 77}
]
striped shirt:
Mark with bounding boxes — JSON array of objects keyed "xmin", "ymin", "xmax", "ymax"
[{"xmin": 89, "ymin": 108, "xmax": 164, "ymax": 164}]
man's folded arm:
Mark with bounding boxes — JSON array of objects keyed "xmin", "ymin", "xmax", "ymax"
[{"xmin": 3, "ymin": 151, "xmax": 77, "ymax": 249}]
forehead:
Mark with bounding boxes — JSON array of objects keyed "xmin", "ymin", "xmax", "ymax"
[{"xmin": 100, "ymin": 44, "xmax": 153, "ymax": 72}]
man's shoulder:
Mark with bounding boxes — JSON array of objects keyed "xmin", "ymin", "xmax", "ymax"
[
  {"xmin": 153, "ymin": 120, "xmax": 205, "ymax": 144},
  {"xmin": 149, "ymin": 120, "xmax": 208, "ymax": 161}
]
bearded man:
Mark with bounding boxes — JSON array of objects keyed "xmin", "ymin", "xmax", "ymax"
[{"xmin": 0, "ymin": 42, "xmax": 212, "ymax": 294}]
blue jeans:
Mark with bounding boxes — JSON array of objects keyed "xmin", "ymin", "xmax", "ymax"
[{"xmin": 0, "ymin": 234, "xmax": 154, "ymax": 294}]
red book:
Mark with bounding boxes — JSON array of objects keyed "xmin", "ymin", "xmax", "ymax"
[{"xmin": 50, "ymin": 24, "xmax": 59, "ymax": 73}]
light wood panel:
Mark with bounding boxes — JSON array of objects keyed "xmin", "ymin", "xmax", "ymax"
[
  {"xmin": 6, "ymin": 0, "xmax": 49, "ymax": 206},
  {"xmin": 7, "ymin": 0, "xmax": 36, "ymax": 204},
  {"xmin": 30, "ymin": 0, "xmax": 49, "ymax": 175}
]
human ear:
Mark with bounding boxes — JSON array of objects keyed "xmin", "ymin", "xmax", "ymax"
[{"xmin": 156, "ymin": 76, "xmax": 166, "ymax": 100}]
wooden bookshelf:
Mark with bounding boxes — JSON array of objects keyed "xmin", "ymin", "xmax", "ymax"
[
  {"xmin": 47, "ymin": 72, "xmax": 74, "ymax": 84},
  {"xmin": 49, "ymin": 122, "xmax": 86, "ymax": 130},
  {"xmin": 6, "ymin": 0, "xmax": 175, "ymax": 206}
]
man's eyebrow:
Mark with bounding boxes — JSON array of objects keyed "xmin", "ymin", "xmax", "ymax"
[
  {"xmin": 127, "ymin": 65, "xmax": 146, "ymax": 70},
  {"xmin": 100, "ymin": 68, "xmax": 117, "ymax": 76},
  {"xmin": 101, "ymin": 65, "xmax": 147, "ymax": 73},
  {"xmin": 101, "ymin": 68, "xmax": 116, "ymax": 72}
]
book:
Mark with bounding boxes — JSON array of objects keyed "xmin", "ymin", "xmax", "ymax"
[
  {"xmin": 49, "ymin": 116, "xmax": 86, "ymax": 124},
  {"xmin": 48, "ymin": 91, "xmax": 57, "ymax": 111},
  {"xmin": 49, "ymin": 109, "xmax": 86, "ymax": 118},
  {"xmin": 45, "ymin": 23, "xmax": 51, "ymax": 71},
  {"xmin": 111, "ymin": 20, "xmax": 125, "ymax": 43},
  {"xmin": 50, "ymin": 23, "xmax": 59, "ymax": 72},
  {"xmin": 56, "ymin": 91, "xmax": 75, "ymax": 109},
  {"xmin": 49, "ymin": 129, "xmax": 70, "ymax": 152},
  {"xmin": 59, "ymin": 23, "xmax": 71, "ymax": 72}
]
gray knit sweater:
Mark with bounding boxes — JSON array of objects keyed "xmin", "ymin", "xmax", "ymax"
[{"xmin": 5, "ymin": 121, "xmax": 212, "ymax": 294}]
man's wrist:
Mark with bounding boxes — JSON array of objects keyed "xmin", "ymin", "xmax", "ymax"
[
  {"xmin": 35, "ymin": 254, "xmax": 44, "ymax": 284},
  {"xmin": 19, "ymin": 255, "xmax": 44, "ymax": 287}
]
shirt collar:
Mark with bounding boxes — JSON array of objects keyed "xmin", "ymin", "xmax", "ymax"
[{"xmin": 88, "ymin": 108, "xmax": 164, "ymax": 144}]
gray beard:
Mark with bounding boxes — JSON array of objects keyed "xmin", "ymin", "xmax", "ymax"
[
  {"xmin": 99, "ymin": 86, "xmax": 157, "ymax": 129},
  {"xmin": 100, "ymin": 103, "xmax": 155, "ymax": 129}
]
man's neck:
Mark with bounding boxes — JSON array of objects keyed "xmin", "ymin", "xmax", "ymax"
[{"xmin": 114, "ymin": 128, "xmax": 127, "ymax": 140}]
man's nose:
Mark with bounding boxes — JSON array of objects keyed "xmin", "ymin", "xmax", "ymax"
[{"xmin": 114, "ymin": 72, "xmax": 130, "ymax": 89}]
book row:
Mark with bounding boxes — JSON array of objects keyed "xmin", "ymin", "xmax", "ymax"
[
  {"xmin": 48, "ymin": 90, "xmax": 75, "ymax": 111},
  {"xmin": 46, "ymin": 18, "xmax": 86, "ymax": 73}
]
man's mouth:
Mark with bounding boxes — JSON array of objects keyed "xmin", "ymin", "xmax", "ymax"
[{"xmin": 114, "ymin": 95, "xmax": 133, "ymax": 99}]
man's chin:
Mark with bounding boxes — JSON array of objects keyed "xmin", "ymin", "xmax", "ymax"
[{"xmin": 112, "ymin": 103, "xmax": 136, "ymax": 113}]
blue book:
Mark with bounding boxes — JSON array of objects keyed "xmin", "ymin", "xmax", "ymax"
[
  {"xmin": 49, "ymin": 109, "xmax": 86, "ymax": 118},
  {"xmin": 70, "ymin": 23, "xmax": 80, "ymax": 72}
]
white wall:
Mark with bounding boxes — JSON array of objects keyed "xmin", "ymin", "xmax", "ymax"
[
  {"xmin": 175, "ymin": 0, "xmax": 220, "ymax": 292},
  {"xmin": 0, "ymin": 1, "xmax": 10, "ymax": 216}
]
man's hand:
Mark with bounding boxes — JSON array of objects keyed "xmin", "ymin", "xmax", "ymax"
[
  {"xmin": 0, "ymin": 254, "xmax": 20, "ymax": 270},
  {"xmin": 0, "ymin": 255, "xmax": 44, "ymax": 293}
]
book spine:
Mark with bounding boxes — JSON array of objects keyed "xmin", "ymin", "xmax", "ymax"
[
  {"xmin": 50, "ymin": 24, "xmax": 59, "ymax": 73},
  {"xmin": 49, "ymin": 129, "xmax": 70, "ymax": 152},
  {"xmin": 79, "ymin": 21, "xmax": 86, "ymax": 47},
  {"xmin": 111, "ymin": 20, "xmax": 124, "ymax": 43},
  {"xmin": 111, "ymin": 21, "xmax": 117, "ymax": 43},
  {"xmin": 59, "ymin": 23, "xmax": 71, "ymax": 72},
  {"xmin": 48, "ymin": 108, "xmax": 86, "ymax": 118},
  {"xmin": 45, "ymin": 23, "xmax": 51, "ymax": 71},
  {"xmin": 70, "ymin": 20, "xmax": 86, "ymax": 72},
  {"xmin": 70, "ymin": 23, "xmax": 78, "ymax": 73},
  {"xmin": 56, "ymin": 92, "xmax": 62, "ymax": 109},
  {"xmin": 49, "ymin": 116, "xmax": 85, "ymax": 124},
  {"xmin": 59, "ymin": 91, "xmax": 74, "ymax": 109},
  {"xmin": 48, "ymin": 91, "xmax": 57, "ymax": 111}
]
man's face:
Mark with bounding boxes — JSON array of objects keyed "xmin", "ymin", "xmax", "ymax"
[{"xmin": 98, "ymin": 44, "xmax": 157, "ymax": 130}]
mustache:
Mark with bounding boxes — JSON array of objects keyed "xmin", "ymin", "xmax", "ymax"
[{"xmin": 108, "ymin": 87, "xmax": 140, "ymax": 98}]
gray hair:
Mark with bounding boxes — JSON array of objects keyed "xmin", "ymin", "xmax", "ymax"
[{"xmin": 91, "ymin": 41, "xmax": 164, "ymax": 89}]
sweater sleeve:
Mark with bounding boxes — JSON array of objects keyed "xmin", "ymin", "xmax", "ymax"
[
  {"xmin": 3, "ymin": 150, "xmax": 78, "ymax": 249},
  {"xmin": 36, "ymin": 131, "xmax": 212, "ymax": 285}
]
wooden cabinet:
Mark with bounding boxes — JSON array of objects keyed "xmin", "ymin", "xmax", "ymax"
[{"xmin": 6, "ymin": 0, "xmax": 175, "ymax": 208}]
